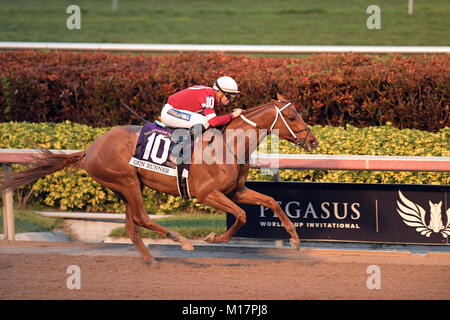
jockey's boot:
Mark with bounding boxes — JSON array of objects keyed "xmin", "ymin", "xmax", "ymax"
[
  {"xmin": 188, "ymin": 123, "xmax": 207, "ymax": 141},
  {"xmin": 170, "ymin": 124, "xmax": 207, "ymax": 164}
]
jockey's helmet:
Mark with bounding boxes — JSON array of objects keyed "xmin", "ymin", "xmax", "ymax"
[{"xmin": 213, "ymin": 76, "xmax": 240, "ymax": 98}]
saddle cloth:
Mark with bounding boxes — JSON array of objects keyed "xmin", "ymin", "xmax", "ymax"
[{"xmin": 129, "ymin": 122, "xmax": 192, "ymax": 199}]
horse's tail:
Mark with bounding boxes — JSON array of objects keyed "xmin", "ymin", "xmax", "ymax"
[{"xmin": 0, "ymin": 149, "xmax": 86, "ymax": 192}]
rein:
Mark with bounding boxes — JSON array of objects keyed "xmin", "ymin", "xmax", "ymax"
[
  {"xmin": 239, "ymin": 102, "xmax": 311, "ymax": 148},
  {"xmin": 224, "ymin": 101, "xmax": 311, "ymax": 163}
]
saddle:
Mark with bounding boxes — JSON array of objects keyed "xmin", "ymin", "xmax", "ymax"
[{"xmin": 129, "ymin": 121, "xmax": 200, "ymax": 199}]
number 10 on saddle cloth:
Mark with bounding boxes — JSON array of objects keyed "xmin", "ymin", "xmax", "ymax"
[{"xmin": 129, "ymin": 122, "xmax": 191, "ymax": 198}]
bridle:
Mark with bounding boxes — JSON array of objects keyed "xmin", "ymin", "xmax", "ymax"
[{"xmin": 239, "ymin": 102, "xmax": 311, "ymax": 148}]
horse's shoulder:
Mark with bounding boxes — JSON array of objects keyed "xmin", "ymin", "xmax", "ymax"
[
  {"xmin": 112, "ymin": 125, "xmax": 142, "ymax": 134},
  {"xmin": 122, "ymin": 125, "xmax": 142, "ymax": 131}
]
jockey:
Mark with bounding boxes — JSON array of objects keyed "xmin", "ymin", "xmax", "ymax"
[{"xmin": 161, "ymin": 76, "xmax": 244, "ymax": 132}]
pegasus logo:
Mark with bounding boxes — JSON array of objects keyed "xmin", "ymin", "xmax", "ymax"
[
  {"xmin": 429, "ymin": 201, "xmax": 444, "ymax": 233},
  {"xmin": 396, "ymin": 191, "xmax": 450, "ymax": 238}
]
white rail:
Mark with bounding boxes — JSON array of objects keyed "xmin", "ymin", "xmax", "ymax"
[
  {"xmin": 1, "ymin": 42, "xmax": 449, "ymax": 54},
  {"xmin": 2, "ymin": 149, "xmax": 449, "ymax": 241},
  {"xmin": 1, "ymin": 149, "xmax": 450, "ymax": 172},
  {"xmin": 251, "ymin": 153, "xmax": 450, "ymax": 172}
]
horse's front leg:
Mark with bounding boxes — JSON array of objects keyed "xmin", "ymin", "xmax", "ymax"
[
  {"xmin": 199, "ymin": 190, "xmax": 247, "ymax": 244},
  {"xmin": 230, "ymin": 187, "xmax": 300, "ymax": 250}
]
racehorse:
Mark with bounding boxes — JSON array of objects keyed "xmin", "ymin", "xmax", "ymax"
[{"xmin": 0, "ymin": 94, "xmax": 319, "ymax": 266}]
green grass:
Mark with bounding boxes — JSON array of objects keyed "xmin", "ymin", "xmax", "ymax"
[
  {"xmin": 0, "ymin": 0, "xmax": 448, "ymax": 46},
  {"xmin": 109, "ymin": 213, "xmax": 227, "ymax": 239},
  {"xmin": 0, "ymin": 206, "xmax": 225, "ymax": 238},
  {"xmin": 0, "ymin": 207, "xmax": 64, "ymax": 234}
]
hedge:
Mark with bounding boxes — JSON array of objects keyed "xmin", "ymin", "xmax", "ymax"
[
  {"xmin": 0, "ymin": 121, "xmax": 448, "ymax": 213},
  {"xmin": 0, "ymin": 51, "xmax": 449, "ymax": 132}
]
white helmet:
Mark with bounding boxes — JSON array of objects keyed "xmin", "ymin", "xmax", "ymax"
[{"xmin": 213, "ymin": 76, "xmax": 240, "ymax": 95}]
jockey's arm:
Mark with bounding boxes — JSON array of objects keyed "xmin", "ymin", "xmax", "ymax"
[{"xmin": 204, "ymin": 108, "xmax": 235, "ymax": 127}]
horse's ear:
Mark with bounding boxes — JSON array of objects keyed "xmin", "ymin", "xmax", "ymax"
[
  {"xmin": 276, "ymin": 93, "xmax": 289, "ymax": 102},
  {"xmin": 271, "ymin": 99, "xmax": 283, "ymax": 107}
]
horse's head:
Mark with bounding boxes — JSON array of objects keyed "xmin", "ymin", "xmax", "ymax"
[{"xmin": 269, "ymin": 94, "xmax": 319, "ymax": 153}]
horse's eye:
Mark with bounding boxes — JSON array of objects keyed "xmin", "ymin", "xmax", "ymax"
[{"xmin": 289, "ymin": 117, "xmax": 296, "ymax": 121}]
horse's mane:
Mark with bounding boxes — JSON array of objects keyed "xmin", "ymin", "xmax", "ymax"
[
  {"xmin": 242, "ymin": 102, "xmax": 273, "ymax": 116},
  {"xmin": 219, "ymin": 102, "xmax": 274, "ymax": 132}
]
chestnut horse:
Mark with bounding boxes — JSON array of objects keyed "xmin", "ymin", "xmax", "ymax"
[{"xmin": 1, "ymin": 94, "xmax": 319, "ymax": 266}]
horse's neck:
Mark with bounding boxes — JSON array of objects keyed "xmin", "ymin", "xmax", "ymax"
[{"xmin": 223, "ymin": 104, "xmax": 274, "ymax": 161}]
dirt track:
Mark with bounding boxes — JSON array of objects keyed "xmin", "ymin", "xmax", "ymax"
[{"xmin": 0, "ymin": 240, "xmax": 449, "ymax": 300}]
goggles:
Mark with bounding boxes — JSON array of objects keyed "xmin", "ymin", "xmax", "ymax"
[{"xmin": 215, "ymin": 81, "xmax": 238, "ymax": 100}]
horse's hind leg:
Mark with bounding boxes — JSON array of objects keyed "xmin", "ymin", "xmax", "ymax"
[
  {"xmin": 121, "ymin": 181, "xmax": 194, "ymax": 253},
  {"xmin": 89, "ymin": 176, "xmax": 191, "ymax": 264},
  {"xmin": 124, "ymin": 204, "xmax": 158, "ymax": 267},
  {"xmin": 90, "ymin": 178, "xmax": 163, "ymax": 265}
]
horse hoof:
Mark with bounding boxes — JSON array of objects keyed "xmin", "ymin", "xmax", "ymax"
[
  {"xmin": 146, "ymin": 258, "xmax": 160, "ymax": 269},
  {"xmin": 289, "ymin": 238, "xmax": 300, "ymax": 251},
  {"xmin": 181, "ymin": 241, "xmax": 194, "ymax": 251},
  {"xmin": 204, "ymin": 232, "xmax": 217, "ymax": 243}
]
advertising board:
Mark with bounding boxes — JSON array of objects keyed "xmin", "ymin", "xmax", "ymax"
[{"xmin": 227, "ymin": 182, "xmax": 450, "ymax": 244}]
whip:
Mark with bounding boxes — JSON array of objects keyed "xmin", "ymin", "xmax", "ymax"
[{"xmin": 121, "ymin": 102, "xmax": 150, "ymax": 124}]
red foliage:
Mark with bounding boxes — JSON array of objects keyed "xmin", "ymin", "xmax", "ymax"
[{"xmin": 0, "ymin": 50, "xmax": 448, "ymax": 131}]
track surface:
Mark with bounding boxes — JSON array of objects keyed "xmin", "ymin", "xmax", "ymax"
[{"xmin": 1, "ymin": 240, "xmax": 449, "ymax": 300}]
